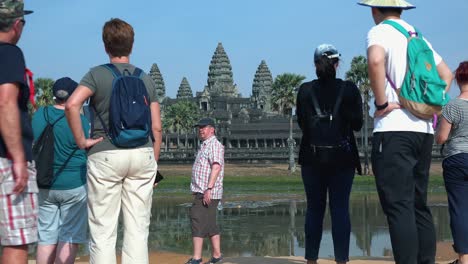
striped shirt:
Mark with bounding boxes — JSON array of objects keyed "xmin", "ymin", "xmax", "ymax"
[
  {"xmin": 442, "ymin": 98, "xmax": 468, "ymax": 158},
  {"xmin": 191, "ymin": 136, "xmax": 224, "ymax": 199}
]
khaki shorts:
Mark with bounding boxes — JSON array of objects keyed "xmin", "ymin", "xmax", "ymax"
[
  {"xmin": 190, "ymin": 193, "xmax": 220, "ymax": 238},
  {"xmin": 0, "ymin": 158, "xmax": 38, "ymax": 246}
]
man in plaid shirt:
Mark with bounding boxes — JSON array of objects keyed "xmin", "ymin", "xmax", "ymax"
[{"xmin": 186, "ymin": 118, "xmax": 224, "ymax": 264}]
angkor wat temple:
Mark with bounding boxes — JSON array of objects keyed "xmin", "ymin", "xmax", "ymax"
[{"xmin": 148, "ymin": 43, "xmax": 442, "ymax": 163}]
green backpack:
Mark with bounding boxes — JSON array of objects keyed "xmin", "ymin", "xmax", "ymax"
[{"xmin": 383, "ymin": 20, "xmax": 449, "ymax": 120}]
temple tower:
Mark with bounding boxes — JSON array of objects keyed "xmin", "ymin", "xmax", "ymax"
[
  {"xmin": 149, "ymin": 63, "xmax": 166, "ymax": 102},
  {"xmin": 205, "ymin": 43, "xmax": 238, "ymax": 97},
  {"xmin": 252, "ymin": 60, "xmax": 273, "ymax": 112},
  {"xmin": 176, "ymin": 77, "xmax": 193, "ymax": 99}
]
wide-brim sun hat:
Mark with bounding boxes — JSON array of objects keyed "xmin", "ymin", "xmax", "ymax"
[{"xmin": 357, "ymin": 0, "xmax": 416, "ymax": 10}]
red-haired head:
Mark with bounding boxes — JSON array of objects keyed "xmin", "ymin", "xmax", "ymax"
[{"xmin": 455, "ymin": 61, "xmax": 468, "ymax": 89}]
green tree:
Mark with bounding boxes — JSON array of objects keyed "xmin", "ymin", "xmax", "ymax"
[
  {"xmin": 34, "ymin": 78, "xmax": 55, "ymax": 108},
  {"xmin": 163, "ymin": 100, "xmax": 200, "ymax": 134},
  {"xmin": 271, "ymin": 73, "xmax": 306, "ymax": 116},
  {"xmin": 345, "ymin": 55, "xmax": 371, "ymax": 175},
  {"xmin": 271, "ymin": 73, "xmax": 306, "ymax": 174}
]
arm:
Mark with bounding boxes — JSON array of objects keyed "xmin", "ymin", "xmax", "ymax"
[
  {"xmin": 367, "ymin": 45, "xmax": 400, "ymax": 117},
  {"xmin": 203, "ymin": 162, "xmax": 221, "ymax": 206},
  {"xmin": 0, "ymin": 83, "xmax": 27, "ymax": 193},
  {"xmin": 435, "ymin": 116, "xmax": 451, "ymax": 144},
  {"xmin": 348, "ymin": 83, "xmax": 364, "ymax": 131},
  {"xmin": 65, "ymin": 85, "xmax": 102, "ymax": 149},
  {"xmin": 296, "ymin": 86, "xmax": 304, "ymax": 130},
  {"xmin": 437, "ymin": 61, "xmax": 453, "ymax": 93},
  {"xmin": 150, "ymin": 102, "xmax": 162, "ymax": 161}
]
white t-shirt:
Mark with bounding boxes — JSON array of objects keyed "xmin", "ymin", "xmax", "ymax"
[{"xmin": 367, "ymin": 19, "xmax": 443, "ymax": 134}]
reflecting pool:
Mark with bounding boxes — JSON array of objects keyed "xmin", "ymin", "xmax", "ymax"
[{"xmin": 144, "ymin": 194, "xmax": 452, "ymax": 258}]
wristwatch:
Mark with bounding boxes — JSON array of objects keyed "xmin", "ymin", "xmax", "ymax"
[
  {"xmin": 206, "ymin": 187, "xmax": 213, "ymax": 191},
  {"xmin": 374, "ymin": 101, "xmax": 388, "ymax": 111}
]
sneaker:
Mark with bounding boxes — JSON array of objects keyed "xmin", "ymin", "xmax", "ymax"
[
  {"xmin": 185, "ymin": 258, "xmax": 202, "ymax": 264},
  {"xmin": 449, "ymin": 260, "xmax": 459, "ymax": 264},
  {"xmin": 204, "ymin": 255, "xmax": 223, "ymax": 264}
]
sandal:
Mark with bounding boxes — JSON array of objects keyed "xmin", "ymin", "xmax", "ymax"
[{"xmin": 204, "ymin": 255, "xmax": 223, "ymax": 264}]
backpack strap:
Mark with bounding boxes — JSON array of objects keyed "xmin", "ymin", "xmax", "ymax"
[
  {"xmin": 332, "ymin": 81, "xmax": 345, "ymax": 118},
  {"xmin": 102, "ymin": 63, "xmax": 122, "ymax": 78},
  {"xmin": 383, "ymin": 20, "xmax": 421, "ymax": 38},
  {"xmin": 310, "ymin": 81, "xmax": 345, "ymax": 118},
  {"xmin": 44, "ymin": 107, "xmax": 65, "ymax": 126},
  {"xmin": 309, "ymin": 83, "xmax": 322, "ymax": 116},
  {"xmin": 132, "ymin": 67, "xmax": 143, "ymax": 77},
  {"xmin": 55, "ymin": 148, "xmax": 78, "ymax": 177}
]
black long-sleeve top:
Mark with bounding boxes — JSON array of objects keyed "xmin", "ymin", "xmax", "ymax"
[{"xmin": 296, "ymin": 78, "xmax": 363, "ymax": 170}]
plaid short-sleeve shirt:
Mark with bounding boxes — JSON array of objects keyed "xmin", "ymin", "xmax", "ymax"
[{"xmin": 191, "ymin": 136, "xmax": 224, "ymax": 199}]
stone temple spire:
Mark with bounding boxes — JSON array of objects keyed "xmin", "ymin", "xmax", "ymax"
[
  {"xmin": 252, "ymin": 60, "xmax": 273, "ymax": 112},
  {"xmin": 176, "ymin": 77, "xmax": 193, "ymax": 99},
  {"xmin": 149, "ymin": 63, "xmax": 166, "ymax": 102},
  {"xmin": 206, "ymin": 42, "xmax": 238, "ymax": 97}
]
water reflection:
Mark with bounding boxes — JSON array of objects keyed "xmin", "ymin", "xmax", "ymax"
[{"xmin": 147, "ymin": 194, "xmax": 452, "ymax": 258}]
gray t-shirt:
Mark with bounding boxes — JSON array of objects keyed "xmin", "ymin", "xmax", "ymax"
[
  {"xmin": 80, "ymin": 63, "xmax": 158, "ymax": 156},
  {"xmin": 442, "ymin": 98, "xmax": 468, "ymax": 158}
]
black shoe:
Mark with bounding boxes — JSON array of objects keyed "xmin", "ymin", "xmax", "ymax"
[
  {"xmin": 185, "ymin": 258, "xmax": 202, "ymax": 264},
  {"xmin": 204, "ymin": 255, "xmax": 223, "ymax": 264}
]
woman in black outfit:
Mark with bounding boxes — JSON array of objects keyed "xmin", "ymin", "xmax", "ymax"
[{"xmin": 296, "ymin": 44, "xmax": 363, "ymax": 264}]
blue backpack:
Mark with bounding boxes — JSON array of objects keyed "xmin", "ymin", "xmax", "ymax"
[{"xmin": 95, "ymin": 64, "xmax": 151, "ymax": 148}]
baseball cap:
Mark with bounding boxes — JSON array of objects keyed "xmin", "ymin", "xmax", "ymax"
[
  {"xmin": 194, "ymin": 118, "xmax": 215, "ymax": 128},
  {"xmin": 357, "ymin": 0, "xmax": 415, "ymax": 10},
  {"xmin": 314, "ymin": 44, "xmax": 341, "ymax": 62},
  {"xmin": 52, "ymin": 77, "xmax": 78, "ymax": 101},
  {"xmin": 0, "ymin": 0, "xmax": 33, "ymax": 24}
]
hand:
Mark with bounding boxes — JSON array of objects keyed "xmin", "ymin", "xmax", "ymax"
[
  {"xmin": 12, "ymin": 162, "xmax": 28, "ymax": 194},
  {"xmin": 203, "ymin": 189, "xmax": 212, "ymax": 206},
  {"xmin": 374, "ymin": 102, "xmax": 401, "ymax": 118},
  {"xmin": 153, "ymin": 182, "xmax": 159, "ymax": 189},
  {"xmin": 79, "ymin": 137, "xmax": 104, "ymax": 149}
]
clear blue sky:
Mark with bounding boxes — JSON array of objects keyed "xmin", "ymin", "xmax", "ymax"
[{"xmin": 19, "ymin": 0, "xmax": 468, "ymax": 99}]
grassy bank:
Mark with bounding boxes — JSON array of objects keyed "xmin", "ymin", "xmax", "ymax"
[{"xmin": 156, "ymin": 163, "xmax": 445, "ymax": 196}]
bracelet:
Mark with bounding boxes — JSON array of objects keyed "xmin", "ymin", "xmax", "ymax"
[{"xmin": 374, "ymin": 101, "xmax": 388, "ymax": 111}]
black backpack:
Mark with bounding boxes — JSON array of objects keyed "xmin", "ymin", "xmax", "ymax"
[
  {"xmin": 307, "ymin": 81, "xmax": 350, "ymax": 163},
  {"xmin": 32, "ymin": 107, "xmax": 76, "ymax": 188}
]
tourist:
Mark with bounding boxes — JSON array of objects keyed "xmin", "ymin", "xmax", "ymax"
[
  {"xmin": 436, "ymin": 61, "xmax": 468, "ymax": 264},
  {"xmin": 185, "ymin": 117, "xmax": 224, "ymax": 264},
  {"xmin": 359, "ymin": 0, "xmax": 453, "ymax": 263},
  {"xmin": 0, "ymin": 1, "xmax": 37, "ymax": 264},
  {"xmin": 33, "ymin": 77, "xmax": 89, "ymax": 264},
  {"xmin": 296, "ymin": 43, "xmax": 363, "ymax": 264},
  {"xmin": 65, "ymin": 18, "xmax": 162, "ymax": 264}
]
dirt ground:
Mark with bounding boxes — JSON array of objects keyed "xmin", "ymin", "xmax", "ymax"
[{"xmin": 25, "ymin": 242, "xmax": 457, "ymax": 263}]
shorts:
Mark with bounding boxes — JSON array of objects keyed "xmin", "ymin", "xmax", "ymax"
[
  {"xmin": 38, "ymin": 185, "xmax": 88, "ymax": 244},
  {"xmin": 0, "ymin": 158, "xmax": 38, "ymax": 246},
  {"xmin": 189, "ymin": 193, "xmax": 220, "ymax": 238}
]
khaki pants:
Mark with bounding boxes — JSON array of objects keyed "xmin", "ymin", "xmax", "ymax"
[{"xmin": 86, "ymin": 148, "xmax": 156, "ymax": 264}]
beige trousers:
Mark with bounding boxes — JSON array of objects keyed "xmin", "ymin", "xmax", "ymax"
[{"xmin": 86, "ymin": 148, "xmax": 156, "ymax": 264}]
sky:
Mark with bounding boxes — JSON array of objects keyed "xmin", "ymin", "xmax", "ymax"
[{"xmin": 19, "ymin": 0, "xmax": 468, "ymax": 99}]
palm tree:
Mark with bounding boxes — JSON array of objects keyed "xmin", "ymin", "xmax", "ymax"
[
  {"xmin": 163, "ymin": 100, "xmax": 200, "ymax": 131},
  {"xmin": 345, "ymin": 55, "xmax": 371, "ymax": 175},
  {"xmin": 271, "ymin": 73, "xmax": 306, "ymax": 174},
  {"xmin": 34, "ymin": 78, "xmax": 55, "ymax": 108}
]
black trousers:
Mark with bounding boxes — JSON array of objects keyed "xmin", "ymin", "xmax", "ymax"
[{"xmin": 372, "ymin": 132, "xmax": 436, "ymax": 264}]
